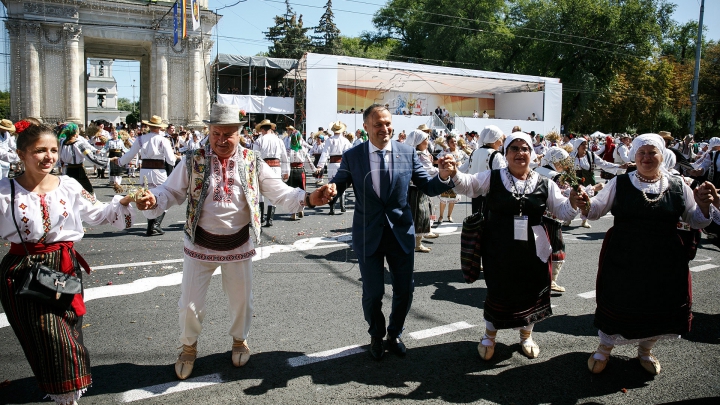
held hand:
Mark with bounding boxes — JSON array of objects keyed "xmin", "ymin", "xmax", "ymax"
[
  {"xmin": 282, "ymin": 174, "xmax": 289, "ymax": 181},
  {"xmin": 109, "ymin": 157, "xmax": 119, "ymax": 163},
  {"xmin": 134, "ymin": 190, "xmax": 157, "ymax": 211},
  {"xmin": 694, "ymin": 182, "xmax": 714, "ymax": 208},
  {"xmin": 570, "ymin": 189, "xmax": 589, "ymax": 212},
  {"xmin": 438, "ymin": 155, "xmax": 457, "ymax": 180},
  {"xmin": 708, "ymin": 182, "xmax": 720, "ymax": 209},
  {"xmin": 309, "ymin": 184, "xmax": 336, "ymax": 206},
  {"xmin": 620, "ymin": 163, "xmax": 629, "ymax": 169},
  {"xmin": 689, "ymin": 169, "xmax": 704, "ymax": 177}
]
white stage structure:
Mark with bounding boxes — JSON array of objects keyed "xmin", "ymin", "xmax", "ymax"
[{"xmin": 295, "ymin": 53, "xmax": 562, "ymax": 136}]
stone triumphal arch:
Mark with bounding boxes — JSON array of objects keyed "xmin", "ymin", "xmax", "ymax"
[{"xmin": 2, "ymin": 0, "xmax": 217, "ymax": 126}]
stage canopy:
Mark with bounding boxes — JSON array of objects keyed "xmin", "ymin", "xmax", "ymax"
[{"xmin": 290, "ymin": 55, "xmax": 555, "ymax": 97}]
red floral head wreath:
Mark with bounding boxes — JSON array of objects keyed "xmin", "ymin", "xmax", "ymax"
[{"xmin": 14, "ymin": 120, "xmax": 31, "ymax": 134}]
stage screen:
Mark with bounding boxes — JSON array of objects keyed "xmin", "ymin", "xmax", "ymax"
[{"xmin": 337, "ymin": 89, "xmax": 495, "ymax": 117}]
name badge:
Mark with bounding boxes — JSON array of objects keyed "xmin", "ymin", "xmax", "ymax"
[{"xmin": 514, "ymin": 216, "xmax": 528, "ymax": 241}]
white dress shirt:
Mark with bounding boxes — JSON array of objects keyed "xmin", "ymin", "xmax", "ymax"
[{"xmin": 368, "ymin": 141, "xmax": 393, "ymax": 199}]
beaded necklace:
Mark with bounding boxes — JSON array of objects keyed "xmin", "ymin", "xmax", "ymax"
[
  {"xmin": 634, "ymin": 172, "xmax": 667, "ymax": 204},
  {"xmin": 506, "ymin": 169, "xmax": 534, "ymax": 215}
]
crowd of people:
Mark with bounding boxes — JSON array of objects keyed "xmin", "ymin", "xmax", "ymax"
[{"xmin": 1, "ymin": 105, "xmax": 720, "ymax": 404}]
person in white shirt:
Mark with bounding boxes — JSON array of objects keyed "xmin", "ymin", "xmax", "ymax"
[
  {"xmin": 134, "ymin": 104, "xmax": 335, "ymax": 380},
  {"xmin": 58, "ymin": 123, "xmax": 107, "ymax": 194},
  {"xmin": 111, "ymin": 115, "xmax": 176, "ymax": 236},
  {"xmin": 104, "ymin": 127, "xmax": 127, "ymax": 187},
  {"xmin": 0, "ymin": 119, "xmax": 18, "ymax": 179},
  {"xmin": 315, "ymin": 121, "xmax": 353, "ymax": 214},
  {"xmin": 309, "ymin": 133, "xmax": 325, "ymax": 185},
  {"xmin": 674, "ymin": 134, "xmax": 696, "ymax": 161},
  {"xmin": 613, "ymin": 134, "xmax": 633, "ymax": 165},
  {"xmin": 460, "ymin": 126, "xmax": 507, "ymax": 215},
  {"xmin": 252, "ymin": 119, "xmax": 290, "ymax": 227},
  {"xmin": 473, "ymin": 110, "xmax": 479, "ymax": 118},
  {"xmin": 482, "ymin": 110, "xmax": 490, "ymax": 119}
]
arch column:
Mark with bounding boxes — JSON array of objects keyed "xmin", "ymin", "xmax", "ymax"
[
  {"xmin": 24, "ymin": 23, "xmax": 42, "ymax": 119},
  {"xmin": 188, "ymin": 37, "xmax": 204, "ymax": 126},
  {"xmin": 64, "ymin": 24, "xmax": 83, "ymax": 124},
  {"xmin": 154, "ymin": 35, "xmax": 170, "ymax": 120}
]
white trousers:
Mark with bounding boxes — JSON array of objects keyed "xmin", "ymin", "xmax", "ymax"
[
  {"xmin": 178, "ymin": 256, "xmax": 253, "ymax": 346},
  {"xmin": 327, "ymin": 162, "xmax": 341, "ymax": 182}
]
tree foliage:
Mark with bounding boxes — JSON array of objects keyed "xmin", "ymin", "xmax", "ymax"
[
  {"xmin": 313, "ymin": 0, "xmax": 343, "ymax": 55},
  {"xmin": 366, "ymin": 0, "xmax": 718, "ymax": 138},
  {"xmin": 265, "ymin": 0, "xmax": 313, "ymax": 59}
]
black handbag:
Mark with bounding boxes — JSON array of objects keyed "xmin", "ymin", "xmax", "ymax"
[
  {"xmin": 460, "ymin": 210, "xmax": 484, "ymax": 283},
  {"xmin": 10, "ymin": 180, "xmax": 82, "ymax": 310}
]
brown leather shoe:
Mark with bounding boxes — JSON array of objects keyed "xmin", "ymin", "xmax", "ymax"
[
  {"xmin": 175, "ymin": 342, "xmax": 197, "ymax": 380},
  {"xmin": 232, "ymin": 339, "xmax": 251, "ymax": 367},
  {"xmin": 587, "ymin": 344, "xmax": 613, "ymax": 374}
]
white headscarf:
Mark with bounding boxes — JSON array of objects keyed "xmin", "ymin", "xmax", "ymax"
[
  {"xmin": 569, "ymin": 138, "xmax": 587, "ymax": 156},
  {"xmin": 708, "ymin": 137, "xmax": 720, "ymax": 149},
  {"xmin": 407, "ymin": 129, "xmax": 428, "ymax": 148},
  {"xmin": 540, "ymin": 146, "xmax": 569, "ymax": 167},
  {"xmin": 504, "ymin": 132, "xmax": 538, "ymax": 162},
  {"xmin": 480, "ymin": 125, "xmax": 503, "ymax": 145},
  {"xmin": 631, "ymin": 133, "xmax": 666, "ymax": 156}
]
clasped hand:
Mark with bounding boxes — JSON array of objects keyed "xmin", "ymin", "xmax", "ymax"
[
  {"xmin": 309, "ymin": 184, "xmax": 337, "ymax": 206},
  {"xmin": 437, "ymin": 155, "xmax": 457, "ymax": 180},
  {"xmin": 134, "ymin": 191, "xmax": 157, "ymax": 211},
  {"xmin": 570, "ymin": 188, "xmax": 590, "ymax": 213}
]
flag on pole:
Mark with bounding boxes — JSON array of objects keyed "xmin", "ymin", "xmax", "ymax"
[
  {"xmin": 182, "ymin": 0, "xmax": 187, "ymax": 39},
  {"xmin": 173, "ymin": 2, "xmax": 179, "ymax": 45},
  {"xmin": 191, "ymin": 0, "xmax": 201, "ymax": 31}
]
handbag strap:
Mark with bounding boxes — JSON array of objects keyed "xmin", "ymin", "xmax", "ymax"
[{"xmin": 9, "ymin": 180, "xmax": 32, "ymax": 258}]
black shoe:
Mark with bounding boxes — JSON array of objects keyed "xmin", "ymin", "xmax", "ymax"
[
  {"xmin": 329, "ymin": 208, "xmax": 335, "ymax": 215},
  {"xmin": 385, "ymin": 336, "xmax": 407, "ymax": 357},
  {"xmin": 369, "ymin": 337, "xmax": 384, "ymax": 361}
]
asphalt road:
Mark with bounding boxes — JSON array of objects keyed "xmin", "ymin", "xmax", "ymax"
[{"xmin": 1, "ymin": 174, "xmax": 719, "ymax": 405}]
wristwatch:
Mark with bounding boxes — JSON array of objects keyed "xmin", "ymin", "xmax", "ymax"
[{"xmin": 304, "ymin": 192, "xmax": 316, "ymax": 208}]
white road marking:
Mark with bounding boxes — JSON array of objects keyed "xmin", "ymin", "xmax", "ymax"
[
  {"xmin": 690, "ymin": 264, "xmax": 719, "ymax": 272},
  {"xmin": 93, "ymin": 258, "xmax": 184, "ymax": 270},
  {"xmin": 131, "ymin": 221, "xmax": 185, "ymax": 226},
  {"xmin": 117, "ymin": 373, "xmax": 223, "ymax": 402},
  {"xmin": 578, "ymin": 290, "xmax": 596, "ymax": 299},
  {"xmin": 692, "ymin": 254, "xmax": 713, "ymax": 262},
  {"xmin": 287, "ymin": 345, "xmax": 366, "ymax": 367},
  {"xmin": 0, "ymin": 237, "xmax": 351, "ymax": 329},
  {"xmin": 408, "ymin": 321, "xmax": 475, "ymax": 339}
]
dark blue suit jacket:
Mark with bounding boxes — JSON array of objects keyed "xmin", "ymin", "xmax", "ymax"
[{"xmin": 331, "ymin": 141, "xmax": 454, "ymax": 256}]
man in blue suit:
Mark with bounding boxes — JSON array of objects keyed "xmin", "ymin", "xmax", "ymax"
[{"xmin": 326, "ymin": 104, "xmax": 457, "ymax": 360}]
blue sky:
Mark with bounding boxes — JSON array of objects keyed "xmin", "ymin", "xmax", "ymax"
[{"xmin": 1, "ymin": 0, "xmax": 716, "ymax": 102}]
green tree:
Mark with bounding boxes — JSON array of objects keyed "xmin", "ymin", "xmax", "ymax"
[
  {"xmin": 0, "ymin": 91, "xmax": 10, "ymax": 120},
  {"xmin": 126, "ymin": 110, "xmax": 140, "ymax": 127},
  {"xmin": 117, "ymin": 97, "xmax": 139, "ymax": 112},
  {"xmin": 340, "ymin": 35, "xmax": 398, "ymax": 59},
  {"xmin": 313, "ymin": 0, "xmax": 342, "ymax": 55},
  {"xmin": 265, "ymin": 0, "xmax": 313, "ymax": 59}
]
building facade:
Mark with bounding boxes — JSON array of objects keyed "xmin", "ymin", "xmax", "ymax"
[{"xmin": 2, "ymin": 0, "xmax": 216, "ymax": 127}]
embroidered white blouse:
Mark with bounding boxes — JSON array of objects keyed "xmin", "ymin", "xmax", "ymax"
[
  {"xmin": 0, "ymin": 176, "xmax": 134, "ymax": 244},
  {"xmin": 143, "ymin": 148, "xmax": 306, "ymax": 262},
  {"xmin": 117, "ymin": 132, "xmax": 176, "ymax": 186},
  {"xmin": 451, "ymin": 168, "xmax": 579, "ymax": 262},
  {"xmin": 584, "ymin": 172, "xmax": 714, "ymax": 228}
]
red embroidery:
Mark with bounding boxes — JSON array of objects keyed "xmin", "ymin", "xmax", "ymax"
[
  {"xmin": 62, "ymin": 212, "xmax": 68, "ymax": 218},
  {"xmin": 124, "ymin": 214, "xmax": 132, "ymax": 228},
  {"xmin": 38, "ymin": 194, "xmax": 50, "ymax": 243},
  {"xmin": 21, "ymin": 216, "xmax": 28, "ymax": 223},
  {"xmin": 18, "ymin": 203, "xmax": 27, "ymax": 210},
  {"xmin": 59, "ymin": 199, "xmax": 66, "ymax": 205}
]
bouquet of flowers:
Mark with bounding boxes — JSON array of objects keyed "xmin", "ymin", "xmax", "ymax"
[
  {"xmin": 556, "ymin": 156, "xmax": 591, "ymax": 208},
  {"xmin": 239, "ymin": 109, "xmax": 247, "ymax": 118},
  {"xmin": 122, "ymin": 176, "xmax": 150, "ymax": 202}
]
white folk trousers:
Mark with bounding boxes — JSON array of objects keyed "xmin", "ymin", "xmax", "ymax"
[
  {"xmin": 259, "ymin": 165, "xmax": 282, "ymax": 206},
  {"xmin": 178, "ymin": 256, "xmax": 253, "ymax": 346}
]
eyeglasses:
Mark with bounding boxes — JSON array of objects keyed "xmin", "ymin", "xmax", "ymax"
[{"xmin": 507, "ymin": 146, "xmax": 531, "ymax": 154}]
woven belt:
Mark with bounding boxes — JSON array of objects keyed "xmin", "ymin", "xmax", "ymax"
[
  {"xmin": 329, "ymin": 156, "xmax": 342, "ymax": 163},
  {"xmin": 313, "ymin": 154, "xmax": 321, "ymax": 158},
  {"xmin": 109, "ymin": 149, "xmax": 122, "ymax": 153},
  {"xmin": 290, "ymin": 162, "xmax": 303, "ymax": 168},
  {"xmin": 141, "ymin": 159, "xmax": 166, "ymax": 169},
  {"xmin": 193, "ymin": 224, "xmax": 250, "ymax": 251},
  {"xmin": 264, "ymin": 158, "xmax": 280, "ymax": 167},
  {"xmin": 66, "ymin": 163, "xmax": 84, "ymax": 168}
]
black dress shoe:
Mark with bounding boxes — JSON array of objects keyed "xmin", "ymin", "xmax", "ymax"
[
  {"xmin": 369, "ymin": 337, "xmax": 384, "ymax": 360},
  {"xmin": 385, "ymin": 337, "xmax": 407, "ymax": 357}
]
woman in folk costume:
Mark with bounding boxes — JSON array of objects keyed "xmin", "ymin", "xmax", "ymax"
[
  {"xmin": 0, "ymin": 119, "xmax": 18, "ymax": 179},
  {"xmin": 353, "ymin": 129, "xmax": 368, "ymax": 147},
  {"xmin": 578, "ymin": 134, "xmax": 716, "ymax": 375},
  {"xmin": 0, "ymin": 124, "xmax": 135, "ymax": 405},
  {"xmin": 309, "ymin": 133, "xmax": 325, "ymax": 185},
  {"xmin": 121, "ymin": 130, "xmax": 138, "ymax": 178},
  {"xmin": 451, "ymin": 133, "xmax": 583, "ymax": 360},
  {"xmin": 286, "ymin": 130, "xmax": 317, "ymax": 220},
  {"xmin": 569, "ymin": 137, "xmax": 626, "ymax": 228},
  {"xmin": 459, "ymin": 125, "xmax": 507, "ymax": 215},
  {"xmin": 598, "ymin": 135, "xmax": 617, "ymax": 181},
  {"xmin": 406, "ymin": 130, "xmax": 440, "ymax": 252},
  {"xmin": 436, "ymin": 134, "xmax": 468, "ymax": 222},
  {"xmin": 103, "ymin": 127, "xmax": 128, "ymax": 188},
  {"xmin": 534, "ymin": 146, "xmax": 597, "ymax": 293},
  {"xmin": 58, "ymin": 123, "xmax": 107, "ymax": 194}
]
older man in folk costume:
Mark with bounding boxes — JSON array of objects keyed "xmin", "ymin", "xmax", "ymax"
[
  {"xmin": 252, "ymin": 119, "xmax": 290, "ymax": 227},
  {"xmin": 316, "ymin": 121, "xmax": 353, "ymax": 214},
  {"xmin": 111, "ymin": 115, "xmax": 176, "ymax": 236},
  {"xmin": 0, "ymin": 119, "xmax": 18, "ymax": 179},
  {"xmin": 135, "ymin": 104, "xmax": 334, "ymax": 380}
]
